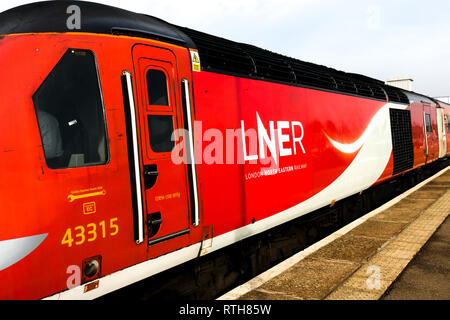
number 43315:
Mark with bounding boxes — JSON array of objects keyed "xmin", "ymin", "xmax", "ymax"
[{"xmin": 61, "ymin": 218, "xmax": 119, "ymax": 247}]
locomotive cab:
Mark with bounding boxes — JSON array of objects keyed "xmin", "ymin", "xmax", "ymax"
[{"xmin": 0, "ymin": 1, "xmax": 203, "ymax": 299}]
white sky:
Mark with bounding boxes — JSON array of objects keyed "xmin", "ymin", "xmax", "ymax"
[{"xmin": 2, "ymin": 0, "xmax": 449, "ymax": 97}]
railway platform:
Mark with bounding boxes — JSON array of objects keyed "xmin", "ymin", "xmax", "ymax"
[{"xmin": 218, "ymin": 166, "xmax": 450, "ymax": 300}]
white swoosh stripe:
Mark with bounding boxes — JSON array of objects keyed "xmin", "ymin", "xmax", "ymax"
[
  {"xmin": 325, "ymin": 130, "xmax": 369, "ymax": 154},
  {"xmin": 207, "ymin": 103, "xmax": 395, "ymax": 256},
  {"xmin": 0, "ymin": 234, "xmax": 48, "ymax": 271},
  {"xmin": 324, "ymin": 109, "xmax": 383, "ymax": 154}
]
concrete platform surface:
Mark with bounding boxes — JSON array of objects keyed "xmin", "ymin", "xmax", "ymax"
[
  {"xmin": 382, "ymin": 215, "xmax": 449, "ymax": 300},
  {"xmin": 219, "ymin": 166, "xmax": 450, "ymax": 300}
]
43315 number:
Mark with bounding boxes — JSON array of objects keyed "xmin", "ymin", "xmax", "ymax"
[{"xmin": 61, "ymin": 218, "xmax": 119, "ymax": 247}]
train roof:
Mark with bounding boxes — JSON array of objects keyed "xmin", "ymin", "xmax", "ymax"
[
  {"xmin": 403, "ymin": 91, "xmax": 436, "ymax": 105},
  {"xmin": 0, "ymin": 1, "xmax": 413, "ymax": 104},
  {"xmin": 436, "ymin": 100, "xmax": 450, "ymax": 109}
]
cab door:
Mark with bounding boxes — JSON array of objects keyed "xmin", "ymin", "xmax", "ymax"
[{"xmin": 131, "ymin": 44, "xmax": 193, "ymax": 255}]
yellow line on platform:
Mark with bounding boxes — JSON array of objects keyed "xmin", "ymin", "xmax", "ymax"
[{"xmin": 325, "ymin": 188, "xmax": 450, "ymax": 300}]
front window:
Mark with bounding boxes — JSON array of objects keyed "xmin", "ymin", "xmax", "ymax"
[{"xmin": 33, "ymin": 49, "xmax": 109, "ymax": 169}]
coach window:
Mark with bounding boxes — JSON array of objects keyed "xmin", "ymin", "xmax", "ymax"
[
  {"xmin": 425, "ymin": 113, "xmax": 432, "ymax": 134},
  {"xmin": 33, "ymin": 49, "xmax": 109, "ymax": 169},
  {"xmin": 446, "ymin": 116, "xmax": 450, "ymax": 134}
]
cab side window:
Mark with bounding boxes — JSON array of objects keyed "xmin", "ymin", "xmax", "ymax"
[
  {"xmin": 33, "ymin": 49, "xmax": 109, "ymax": 169},
  {"xmin": 147, "ymin": 115, "xmax": 174, "ymax": 153},
  {"xmin": 146, "ymin": 69, "xmax": 169, "ymax": 106}
]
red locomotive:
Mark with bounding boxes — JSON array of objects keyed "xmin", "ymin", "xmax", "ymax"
[{"xmin": 0, "ymin": 1, "xmax": 449, "ymax": 299}]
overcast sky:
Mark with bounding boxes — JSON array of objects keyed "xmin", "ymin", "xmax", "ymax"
[{"xmin": 2, "ymin": 0, "xmax": 449, "ymax": 97}]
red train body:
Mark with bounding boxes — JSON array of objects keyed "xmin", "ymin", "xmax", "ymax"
[{"xmin": 0, "ymin": 1, "xmax": 449, "ymax": 299}]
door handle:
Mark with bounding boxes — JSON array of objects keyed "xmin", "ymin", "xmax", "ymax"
[
  {"xmin": 181, "ymin": 79, "xmax": 199, "ymax": 227},
  {"xmin": 122, "ymin": 70, "xmax": 144, "ymax": 245},
  {"xmin": 147, "ymin": 212, "xmax": 162, "ymax": 239},
  {"xmin": 143, "ymin": 164, "xmax": 158, "ymax": 189},
  {"xmin": 144, "ymin": 165, "xmax": 158, "ymax": 176}
]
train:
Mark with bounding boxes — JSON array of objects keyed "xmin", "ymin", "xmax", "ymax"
[{"xmin": 0, "ymin": 1, "xmax": 449, "ymax": 300}]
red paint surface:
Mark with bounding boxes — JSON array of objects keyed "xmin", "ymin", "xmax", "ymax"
[{"xmin": 193, "ymin": 71, "xmax": 384, "ymax": 236}]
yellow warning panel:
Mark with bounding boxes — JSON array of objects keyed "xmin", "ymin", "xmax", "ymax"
[{"xmin": 190, "ymin": 49, "xmax": 201, "ymax": 72}]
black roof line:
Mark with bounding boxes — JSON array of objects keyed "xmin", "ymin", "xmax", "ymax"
[{"xmin": 0, "ymin": 0, "xmax": 196, "ymax": 47}]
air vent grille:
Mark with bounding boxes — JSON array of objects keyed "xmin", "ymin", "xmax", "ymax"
[{"xmin": 390, "ymin": 109, "xmax": 414, "ymax": 175}]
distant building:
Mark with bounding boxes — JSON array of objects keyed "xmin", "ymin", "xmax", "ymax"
[
  {"xmin": 387, "ymin": 77, "xmax": 414, "ymax": 91},
  {"xmin": 434, "ymin": 96, "xmax": 450, "ymax": 104},
  {"xmin": 387, "ymin": 77, "xmax": 449, "ymax": 104}
]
